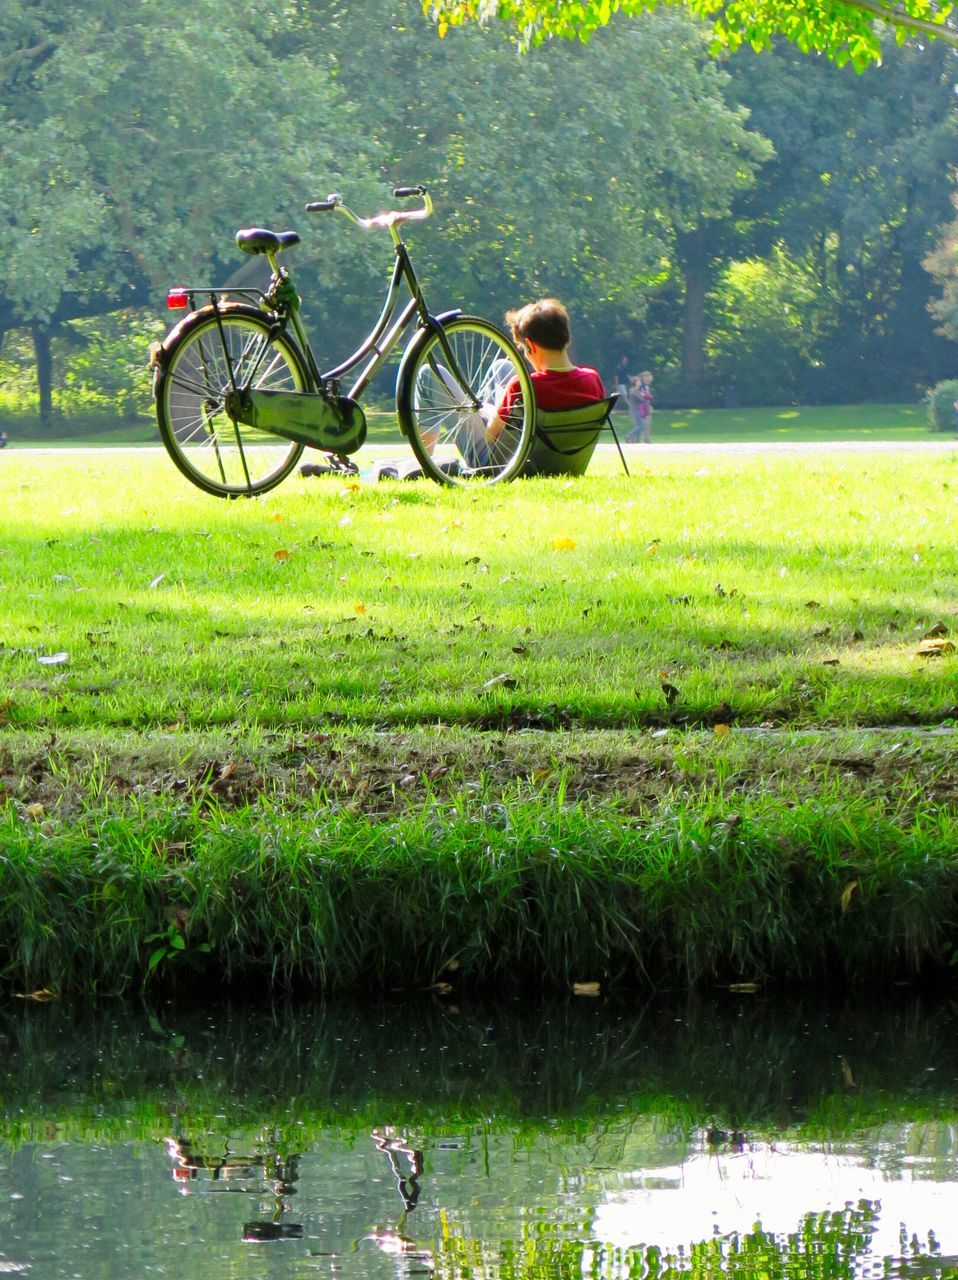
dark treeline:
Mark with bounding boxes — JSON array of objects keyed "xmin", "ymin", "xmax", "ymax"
[{"xmin": 2, "ymin": 0, "xmax": 958, "ymax": 418}]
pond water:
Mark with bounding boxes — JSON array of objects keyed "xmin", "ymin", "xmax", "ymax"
[{"xmin": 2, "ymin": 995, "xmax": 958, "ymax": 1278}]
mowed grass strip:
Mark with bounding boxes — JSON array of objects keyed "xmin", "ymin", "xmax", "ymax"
[
  {"xmin": 0, "ymin": 400, "xmax": 932, "ymax": 445},
  {"xmin": 2, "ymin": 449, "xmax": 956, "ymax": 731}
]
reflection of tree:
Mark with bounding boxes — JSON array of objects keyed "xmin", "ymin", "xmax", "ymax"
[{"xmin": 427, "ymin": 1203, "xmax": 900, "ymax": 1280}]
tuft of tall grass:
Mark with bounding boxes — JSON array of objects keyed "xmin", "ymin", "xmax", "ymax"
[{"xmin": 2, "ymin": 785, "xmax": 957, "ymax": 996}]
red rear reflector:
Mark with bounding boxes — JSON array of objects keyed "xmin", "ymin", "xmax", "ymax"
[{"xmin": 167, "ymin": 289, "xmax": 189, "ymax": 309}]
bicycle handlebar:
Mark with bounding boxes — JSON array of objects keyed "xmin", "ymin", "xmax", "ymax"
[{"xmin": 305, "ymin": 187, "xmax": 432, "ymax": 229}]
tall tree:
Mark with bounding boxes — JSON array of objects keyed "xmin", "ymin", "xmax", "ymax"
[
  {"xmin": 316, "ymin": 1, "xmax": 769, "ymax": 384},
  {"xmin": 0, "ymin": 0, "xmax": 366, "ymax": 422},
  {"xmin": 716, "ymin": 37, "xmax": 958, "ymax": 401},
  {"xmin": 926, "ymin": 193, "xmax": 958, "ymax": 343}
]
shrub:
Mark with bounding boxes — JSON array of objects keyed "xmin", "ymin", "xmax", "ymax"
[{"xmin": 926, "ymin": 379, "xmax": 958, "ymax": 432}]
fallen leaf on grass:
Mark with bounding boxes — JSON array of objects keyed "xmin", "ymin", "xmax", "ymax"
[
  {"xmin": 727, "ymin": 982, "xmax": 760, "ymax": 993},
  {"xmin": 643, "ymin": 540, "xmax": 660, "ymax": 555},
  {"xmin": 714, "ymin": 723, "xmax": 731, "ymax": 736},
  {"xmin": 148, "ymin": 573, "xmax": 166, "ymax": 589},
  {"xmin": 573, "ymin": 982, "xmax": 601, "ymax": 997},
  {"xmin": 661, "ymin": 682, "xmax": 680, "ymax": 708},
  {"xmin": 14, "ymin": 988, "xmax": 57, "ymax": 1002},
  {"xmin": 209, "ymin": 762, "xmax": 238, "ymax": 794},
  {"xmin": 274, "ymin": 549, "xmax": 291, "ymax": 562},
  {"xmin": 479, "ymin": 673, "xmax": 517, "ymax": 692},
  {"xmin": 923, "ymin": 622, "xmax": 950, "ymax": 639},
  {"xmin": 840, "ymin": 880, "xmax": 858, "ymax": 912},
  {"xmin": 0, "ymin": 699, "xmax": 12, "ymax": 726},
  {"xmin": 917, "ymin": 639, "xmax": 954, "ymax": 658},
  {"xmin": 152, "ymin": 839, "xmax": 190, "ymax": 861},
  {"xmin": 354, "ymin": 603, "xmax": 367, "ymax": 614},
  {"xmin": 37, "ymin": 652, "xmax": 68, "ymax": 666},
  {"xmin": 551, "ymin": 536, "xmax": 576, "ymax": 551},
  {"xmin": 822, "ymin": 658, "xmax": 841, "ymax": 666}
]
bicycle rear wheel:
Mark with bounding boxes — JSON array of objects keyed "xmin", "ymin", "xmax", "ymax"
[
  {"xmin": 396, "ymin": 316, "xmax": 535, "ymax": 486},
  {"xmin": 155, "ymin": 306, "xmax": 306, "ymax": 498}
]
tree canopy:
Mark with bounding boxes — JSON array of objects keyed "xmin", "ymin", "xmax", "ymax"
[
  {"xmin": 0, "ymin": 0, "xmax": 369, "ymax": 417},
  {"xmin": 424, "ymin": 0, "xmax": 958, "ymax": 68},
  {"xmin": 3, "ymin": 0, "xmax": 956, "ymax": 419}
]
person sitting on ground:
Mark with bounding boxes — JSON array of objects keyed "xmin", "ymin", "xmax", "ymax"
[{"xmin": 485, "ymin": 298, "xmax": 605, "ymax": 454}]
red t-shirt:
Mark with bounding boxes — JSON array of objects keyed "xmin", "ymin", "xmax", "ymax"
[{"xmin": 498, "ymin": 366, "xmax": 605, "ymax": 419}]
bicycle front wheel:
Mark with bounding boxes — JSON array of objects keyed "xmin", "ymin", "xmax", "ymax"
[
  {"xmin": 156, "ymin": 306, "xmax": 306, "ymax": 498},
  {"xmin": 397, "ymin": 316, "xmax": 535, "ymax": 486}
]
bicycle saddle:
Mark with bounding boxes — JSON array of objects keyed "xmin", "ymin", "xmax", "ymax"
[{"xmin": 235, "ymin": 228, "xmax": 301, "ymax": 256}]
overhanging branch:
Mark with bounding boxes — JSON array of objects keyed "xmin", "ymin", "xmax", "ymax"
[{"xmin": 833, "ymin": 0, "xmax": 958, "ymax": 48}]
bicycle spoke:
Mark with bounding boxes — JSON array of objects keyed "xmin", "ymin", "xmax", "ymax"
[
  {"xmin": 399, "ymin": 317, "xmax": 534, "ymax": 486},
  {"xmin": 157, "ymin": 310, "xmax": 306, "ymax": 497}
]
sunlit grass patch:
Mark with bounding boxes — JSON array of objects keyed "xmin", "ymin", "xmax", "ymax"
[{"xmin": 2, "ymin": 448, "xmax": 956, "ymax": 732}]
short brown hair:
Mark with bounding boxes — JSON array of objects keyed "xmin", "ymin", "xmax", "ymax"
[{"xmin": 505, "ymin": 298, "xmax": 571, "ymax": 351}]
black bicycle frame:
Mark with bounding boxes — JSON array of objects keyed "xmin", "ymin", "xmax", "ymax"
[
  {"xmin": 323, "ymin": 243, "xmax": 425, "ymax": 399},
  {"xmin": 164, "ymin": 211, "xmax": 474, "ymax": 411}
]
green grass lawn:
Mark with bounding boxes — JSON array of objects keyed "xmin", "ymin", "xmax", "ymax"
[
  {"xmin": 0, "ymin": 400, "xmax": 941, "ymax": 447},
  {"xmin": 648, "ymin": 401, "xmax": 932, "ymax": 442},
  {"xmin": 3, "ymin": 447, "xmax": 956, "ymax": 732}
]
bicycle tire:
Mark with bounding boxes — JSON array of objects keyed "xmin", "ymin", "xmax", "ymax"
[
  {"xmin": 396, "ymin": 316, "xmax": 535, "ymax": 486},
  {"xmin": 155, "ymin": 305, "xmax": 307, "ymax": 498}
]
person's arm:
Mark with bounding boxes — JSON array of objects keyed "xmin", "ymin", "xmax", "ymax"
[{"xmin": 484, "ymin": 376, "xmax": 521, "ymax": 444}]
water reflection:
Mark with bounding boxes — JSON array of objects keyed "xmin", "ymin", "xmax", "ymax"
[
  {"xmin": 165, "ymin": 1134, "xmax": 304, "ymax": 1241},
  {"xmin": 1, "ymin": 995, "xmax": 958, "ymax": 1277}
]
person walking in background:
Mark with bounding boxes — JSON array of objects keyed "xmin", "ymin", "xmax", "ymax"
[
  {"xmin": 0, "ymin": 430, "xmax": 8, "ymax": 448},
  {"xmin": 611, "ymin": 354, "xmax": 630, "ymax": 398},
  {"xmin": 626, "ymin": 371, "xmax": 653, "ymax": 442}
]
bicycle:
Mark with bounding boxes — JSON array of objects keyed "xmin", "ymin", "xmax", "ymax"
[{"xmin": 150, "ymin": 186, "xmax": 536, "ymax": 497}]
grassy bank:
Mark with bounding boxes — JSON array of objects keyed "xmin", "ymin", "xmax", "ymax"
[
  {"xmin": 2, "ymin": 448, "xmax": 957, "ymax": 995},
  {"xmin": 2, "ymin": 725, "xmax": 957, "ymax": 996}
]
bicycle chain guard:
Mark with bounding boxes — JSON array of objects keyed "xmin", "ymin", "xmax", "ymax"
[{"xmin": 225, "ymin": 387, "xmax": 367, "ymax": 454}]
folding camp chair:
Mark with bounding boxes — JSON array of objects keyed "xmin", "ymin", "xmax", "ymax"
[{"xmin": 523, "ymin": 393, "xmax": 629, "ymax": 478}]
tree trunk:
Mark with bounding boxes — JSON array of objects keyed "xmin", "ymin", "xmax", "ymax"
[
  {"xmin": 675, "ymin": 229, "xmax": 712, "ymax": 405},
  {"xmin": 681, "ymin": 262, "xmax": 708, "ymax": 402},
  {"xmin": 31, "ymin": 324, "xmax": 53, "ymax": 426}
]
